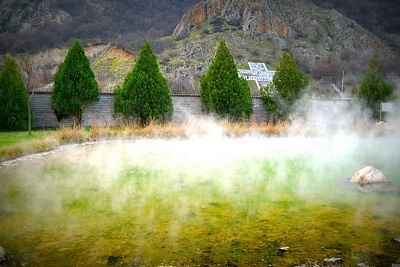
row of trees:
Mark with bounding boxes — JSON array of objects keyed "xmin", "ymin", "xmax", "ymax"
[
  {"xmin": 51, "ymin": 39, "xmax": 253, "ymax": 126},
  {"xmin": 0, "ymin": 39, "xmax": 394, "ymax": 131}
]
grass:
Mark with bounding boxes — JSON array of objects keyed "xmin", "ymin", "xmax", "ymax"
[
  {"xmin": 0, "ymin": 121, "xmax": 287, "ymax": 162},
  {"xmin": 57, "ymin": 121, "xmax": 287, "ymax": 142},
  {"xmin": 0, "ymin": 130, "xmax": 55, "ymax": 146},
  {"xmin": 0, "ymin": 130, "xmax": 60, "ymax": 162}
]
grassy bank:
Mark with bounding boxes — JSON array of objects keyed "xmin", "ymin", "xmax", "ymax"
[
  {"xmin": 0, "ymin": 121, "xmax": 286, "ymax": 162},
  {"xmin": 57, "ymin": 121, "xmax": 286, "ymax": 142},
  {"xmin": 0, "ymin": 130, "xmax": 60, "ymax": 162},
  {"xmin": 0, "ymin": 130, "xmax": 56, "ymax": 147}
]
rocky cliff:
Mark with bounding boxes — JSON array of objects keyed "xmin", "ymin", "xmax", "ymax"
[
  {"xmin": 173, "ymin": 0, "xmax": 387, "ymax": 59},
  {"xmin": 161, "ymin": 0, "xmax": 400, "ymax": 96}
]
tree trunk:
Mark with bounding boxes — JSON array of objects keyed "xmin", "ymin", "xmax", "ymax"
[{"xmin": 77, "ymin": 109, "xmax": 83, "ymax": 128}]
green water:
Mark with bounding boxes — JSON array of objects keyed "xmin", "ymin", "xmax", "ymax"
[{"xmin": 0, "ymin": 136, "xmax": 399, "ymax": 266}]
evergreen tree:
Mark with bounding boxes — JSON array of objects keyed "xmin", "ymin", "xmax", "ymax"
[
  {"xmin": 114, "ymin": 41, "xmax": 173, "ymax": 126},
  {"xmin": 51, "ymin": 40, "xmax": 99, "ymax": 126},
  {"xmin": 200, "ymin": 40, "xmax": 253, "ymax": 121},
  {"xmin": 260, "ymin": 51, "xmax": 308, "ymax": 121},
  {"xmin": 0, "ymin": 54, "xmax": 29, "ymax": 130},
  {"xmin": 352, "ymin": 55, "xmax": 393, "ymax": 120}
]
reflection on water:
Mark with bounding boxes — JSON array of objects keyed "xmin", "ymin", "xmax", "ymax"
[{"xmin": 0, "ymin": 135, "xmax": 399, "ymax": 266}]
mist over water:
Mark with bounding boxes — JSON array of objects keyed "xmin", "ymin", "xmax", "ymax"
[{"xmin": 1, "ymin": 107, "xmax": 400, "ymax": 265}]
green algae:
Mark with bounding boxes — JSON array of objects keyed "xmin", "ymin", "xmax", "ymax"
[{"xmin": 0, "ymin": 139, "xmax": 399, "ymax": 266}]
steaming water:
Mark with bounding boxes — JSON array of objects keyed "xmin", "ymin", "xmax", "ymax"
[{"xmin": 1, "ymin": 132, "xmax": 400, "ymax": 266}]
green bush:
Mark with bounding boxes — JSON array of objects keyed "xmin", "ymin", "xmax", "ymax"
[
  {"xmin": 200, "ymin": 40, "xmax": 253, "ymax": 121},
  {"xmin": 0, "ymin": 55, "xmax": 29, "ymax": 130},
  {"xmin": 352, "ymin": 55, "xmax": 393, "ymax": 120},
  {"xmin": 261, "ymin": 52, "xmax": 308, "ymax": 121},
  {"xmin": 51, "ymin": 40, "xmax": 99, "ymax": 126},
  {"xmin": 114, "ymin": 42, "xmax": 173, "ymax": 126}
]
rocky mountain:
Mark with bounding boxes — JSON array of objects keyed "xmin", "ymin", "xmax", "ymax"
[
  {"xmin": 173, "ymin": 0, "xmax": 387, "ymax": 59},
  {"xmin": 1, "ymin": 0, "xmax": 399, "ymax": 97},
  {"xmin": 1, "ymin": 0, "xmax": 398, "ymax": 55},
  {"xmin": 0, "ymin": 0, "xmax": 198, "ymax": 54},
  {"xmin": 312, "ymin": 0, "xmax": 400, "ymax": 52},
  {"xmin": 162, "ymin": 0, "xmax": 398, "ymax": 96}
]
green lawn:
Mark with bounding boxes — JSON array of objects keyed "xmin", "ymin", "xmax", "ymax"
[
  {"xmin": 0, "ymin": 130, "xmax": 56, "ymax": 147},
  {"xmin": 0, "ymin": 130, "xmax": 59, "ymax": 161}
]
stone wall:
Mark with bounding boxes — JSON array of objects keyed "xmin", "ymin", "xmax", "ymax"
[
  {"xmin": 30, "ymin": 93, "xmax": 270, "ymax": 127},
  {"xmin": 31, "ymin": 93, "xmax": 116, "ymax": 127}
]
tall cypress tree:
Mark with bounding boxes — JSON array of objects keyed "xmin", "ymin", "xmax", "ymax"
[
  {"xmin": 51, "ymin": 40, "xmax": 99, "ymax": 126},
  {"xmin": 0, "ymin": 54, "xmax": 28, "ymax": 130},
  {"xmin": 352, "ymin": 55, "xmax": 393, "ymax": 120},
  {"xmin": 261, "ymin": 51, "xmax": 308, "ymax": 121},
  {"xmin": 114, "ymin": 41, "xmax": 173, "ymax": 126},
  {"xmin": 200, "ymin": 40, "xmax": 253, "ymax": 121}
]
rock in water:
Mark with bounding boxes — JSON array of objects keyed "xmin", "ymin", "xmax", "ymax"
[
  {"xmin": 350, "ymin": 166, "xmax": 388, "ymax": 184},
  {"xmin": 323, "ymin": 258, "xmax": 343, "ymax": 264},
  {"xmin": 0, "ymin": 246, "xmax": 5, "ymax": 262},
  {"xmin": 392, "ymin": 237, "xmax": 400, "ymax": 243}
]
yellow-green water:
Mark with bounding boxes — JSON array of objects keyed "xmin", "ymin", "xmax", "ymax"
[{"xmin": 0, "ymin": 136, "xmax": 399, "ymax": 266}]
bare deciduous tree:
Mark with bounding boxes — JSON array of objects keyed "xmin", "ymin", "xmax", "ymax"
[{"xmin": 18, "ymin": 54, "xmax": 36, "ymax": 135}]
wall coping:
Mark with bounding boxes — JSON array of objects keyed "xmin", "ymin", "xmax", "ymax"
[{"xmin": 31, "ymin": 91, "xmax": 268, "ymax": 99}]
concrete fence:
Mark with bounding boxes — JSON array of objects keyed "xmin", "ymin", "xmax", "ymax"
[
  {"xmin": 30, "ymin": 93, "xmax": 271, "ymax": 128},
  {"xmin": 31, "ymin": 93, "xmax": 363, "ymax": 128}
]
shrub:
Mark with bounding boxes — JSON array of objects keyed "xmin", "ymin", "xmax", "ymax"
[
  {"xmin": 0, "ymin": 55, "xmax": 29, "ymax": 130},
  {"xmin": 200, "ymin": 40, "xmax": 253, "ymax": 121},
  {"xmin": 114, "ymin": 42, "xmax": 173, "ymax": 126},
  {"xmin": 51, "ymin": 40, "xmax": 99, "ymax": 126}
]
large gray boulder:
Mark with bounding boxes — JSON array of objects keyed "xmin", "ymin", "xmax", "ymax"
[
  {"xmin": 350, "ymin": 166, "xmax": 389, "ymax": 184},
  {"xmin": 350, "ymin": 166, "xmax": 400, "ymax": 193}
]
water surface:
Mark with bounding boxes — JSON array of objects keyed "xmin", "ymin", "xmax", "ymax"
[{"xmin": 1, "ymin": 134, "xmax": 399, "ymax": 266}]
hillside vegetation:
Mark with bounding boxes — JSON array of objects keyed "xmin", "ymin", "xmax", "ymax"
[
  {"xmin": 0, "ymin": 0, "xmax": 198, "ymax": 53},
  {"xmin": 0, "ymin": 44, "xmax": 135, "ymax": 94}
]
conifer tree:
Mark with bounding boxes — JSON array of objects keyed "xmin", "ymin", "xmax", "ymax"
[
  {"xmin": 114, "ymin": 41, "xmax": 173, "ymax": 126},
  {"xmin": 352, "ymin": 55, "xmax": 393, "ymax": 120},
  {"xmin": 261, "ymin": 51, "xmax": 308, "ymax": 121},
  {"xmin": 51, "ymin": 40, "xmax": 99, "ymax": 126},
  {"xmin": 0, "ymin": 54, "xmax": 29, "ymax": 130},
  {"xmin": 200, "ymin": 40, "xmax": 253, "ymax": 121}
]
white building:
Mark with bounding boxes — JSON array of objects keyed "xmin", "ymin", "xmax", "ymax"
[{"xmin": 238, "ymin": 62, "xmax": 275, "ymax": 89}]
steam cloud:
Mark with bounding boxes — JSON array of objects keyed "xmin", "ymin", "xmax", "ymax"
[{"xmin": 0, "ymin": 95, "xmax": 399, "ymax": 265}]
